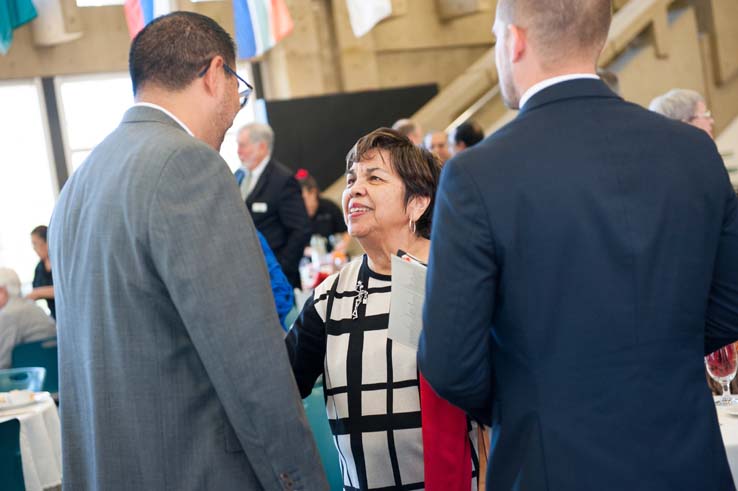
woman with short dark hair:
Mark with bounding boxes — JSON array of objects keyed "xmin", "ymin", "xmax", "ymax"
[
  {"xmin": 28, "ymin": 225, "xmax": 55, "ymax": 319},
  {"xmin": 286, "ymin": 128, "xmax": 479, "ymax": 490}
]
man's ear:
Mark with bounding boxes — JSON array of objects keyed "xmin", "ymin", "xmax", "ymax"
[
  {"xmin": 507, "ymin": 24, "xmax": 527, "ymax": 63},
  {"xmin": 201, "ymin": 56, "xmax": 225, "ymax": 96}
]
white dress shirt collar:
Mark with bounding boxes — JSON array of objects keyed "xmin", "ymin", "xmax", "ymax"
[
  {"xmin": 132, "ymin": 102, "xmax": 195, "ymax": 136},
  {"xmin": 519, "ymin": 73, "xmax": 600, "ymax": 110}
]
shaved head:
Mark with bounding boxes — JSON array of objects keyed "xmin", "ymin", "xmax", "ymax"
[{"xmin": 497, "ymin": 0, "xmax": 612, "ymax": 67}]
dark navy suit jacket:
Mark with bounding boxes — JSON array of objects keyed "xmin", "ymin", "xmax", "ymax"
[{"xmin": 419, "ymin": 79, "xmax": 738, "ymax": 491}]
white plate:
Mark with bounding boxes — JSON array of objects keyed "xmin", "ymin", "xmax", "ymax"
[{"xmin": 0, "ymin": 391, "xmax": 49, "ymax": 410}]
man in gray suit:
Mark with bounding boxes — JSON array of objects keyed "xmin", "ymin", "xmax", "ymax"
[{"xmin": 49, "ymin": 12, "xmax": 327, "ymax": 490}]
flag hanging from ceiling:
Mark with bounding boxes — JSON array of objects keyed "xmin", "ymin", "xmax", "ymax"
[
  {"xmin": 346, "ymin": 0, "xmax": 392, "ymax": 38},
  {"xmin": 124, "ymin": 0, "xmax": 172, "ymax": 39},
  {"xmin": 0, "ymin": 0, "xmax": 37, "ymax": 55},
  {"xmin": 232, "ymin": 0, "xmax": 294, "ymax": 60}
]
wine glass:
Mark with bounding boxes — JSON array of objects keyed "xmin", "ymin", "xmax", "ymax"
[{"xmin": 705, "ymin": 343, "xmax": 738, "ymax": 406}]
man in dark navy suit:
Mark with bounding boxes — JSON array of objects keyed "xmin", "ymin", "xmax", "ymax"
[
  {"xmin": 419, "ymin": 0, "xmax": 738, "ymax": 490},
  {"xmin": 236, "ymin": 122, "xmax": 311, "ymax": 289}
]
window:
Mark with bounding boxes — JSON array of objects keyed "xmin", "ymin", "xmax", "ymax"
[
  {"xmin": 0, "ymin": 80, "xmax": 56, "ymax": 287},
  {"xmin": 56, "ymin": 73, "xmax": 133, "ymax": 173},
  {"xmin": 57, "ymin": 66, "xmax": 257, "ymax": 174}
]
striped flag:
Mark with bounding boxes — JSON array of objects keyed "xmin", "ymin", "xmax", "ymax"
[
  {"xmin": 124, "ymin": 0, "xmax": 172, "ymax": 39},
  {"xmin": 0, "ymin": 0, "xmax": 37, "ymax": 55},
  {"xmin": 232, "ymin": 0, "xmax": 293, "ymax": 60}
]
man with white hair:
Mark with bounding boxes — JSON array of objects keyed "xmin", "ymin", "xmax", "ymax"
[
  {"xmin": 0, "ymin": 267, "xmax": 55, "ymax": 369},
  {"xmin": 392, "ymin": 118, "xmax": 424, "ymax": 146},
  {"xmin": 236, "ymin": 122, "xmax": 311, "ymax": 289},
  {"xmin": 649, "ymin": 88, "xmax": 715, "ymax": 139}
]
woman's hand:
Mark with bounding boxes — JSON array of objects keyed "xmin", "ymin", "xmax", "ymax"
[{"xmin": 26, "ymin": 286, "xmax": 54, "ymax": 301}]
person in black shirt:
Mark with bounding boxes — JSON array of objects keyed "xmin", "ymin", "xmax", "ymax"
[
  {"xmin": 297, "ymin": 171, "xmax": 350, "ymax": 253},
  {"xmin": 451, "ymin": 120, "xmax": 484, "ymax": 154},
  {"xmin": 28, "ymin": 225, "xmax": 55, "ymax": 318}
]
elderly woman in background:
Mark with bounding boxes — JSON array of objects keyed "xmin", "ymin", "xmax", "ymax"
[
  {"xmin": 649, "ymin": 89, "xmax": 715, "ymax": 139},
  {"xmin": 27, "ymin": 225, "xmax": 56, "ymax": 319},
  {"xmin": 286, "ymin": 128, "xmax": 479, "ymax": 490}
]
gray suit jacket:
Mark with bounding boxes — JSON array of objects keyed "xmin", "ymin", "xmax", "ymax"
[{"xmin": 49, "ymin": 106, "xmax": 328, "ymax": 490}]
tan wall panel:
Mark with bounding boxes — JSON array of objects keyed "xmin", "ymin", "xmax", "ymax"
[
  {"xmin": 612, "ymin": 8, "xmax": 706, "ymax": 109},
  {"xmin": 436, "ymin": 0, "xmax": 490, "ymax": 19},
  {"xmin": 709, "ymin": 0, "xmax": 738, "ymax": 83},
  {"xmin": 329, "ymin": 0, "xmax": 380, "ymax": 93},
  {"xmin": 0, "ymin": 0, "xmax": 235, "ymax": 80},
  {"xmin": 370, "ymin": 0, "xmax": 494, "ymax": 52},
  {"xmin": 693, "ymin": 0, "xmax": 738, "ymax": 84},
  {"xmin": 376, "ymin": 45, "xmax": 490, "ymax": 90},
  {"xmin": 0, "ymin": 2, "xmax": 130, "ymax": 79},
  {"xmin": 701, "ymin": 36, "xmax": 738, "ymax": 136},
  {"xmin": 260, "ymin": 0, "xmax": 333, "ymax": 99},
  {"xmin": 181, "ymin": 1, "xmax": 234, "ymax": 32}
]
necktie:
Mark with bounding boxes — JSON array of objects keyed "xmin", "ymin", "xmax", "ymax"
[{"xmin": 240, "ymin": 170, "xmax": 252, "ymax": 200}]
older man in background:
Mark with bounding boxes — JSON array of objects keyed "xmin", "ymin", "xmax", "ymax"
[
  {"xmin": 420, "ymin": 0, "xmax": 738, "ymax": 489},
  {"xmin": 0, "ymin": 267, "xmax": 55, "ymax": 369},
  {"xmin": 650, "ymin": 88, "xmax": 715, "ymax": 138},
  {"xmin": 392, "ymin": 117, "xmax": 424, "ymax": 145},
  {"xmin": 236, "ymin": 122, "xmax": 311, "ymax": 289},
  {"xmin": 424, "ymin": 130, "xmax": 452, "ymax": 164},
  {"xmin": 49, "ymin": 11, "xmax": 326, "ymax": 491}
]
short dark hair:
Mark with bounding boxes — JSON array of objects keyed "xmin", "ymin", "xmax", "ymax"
[
  {"xmin": 498, "ymin": 0, "xmax": 612, "ymax": 66},
  {"xmin": 453, "ymin": 121, "xmax": 484, "ymax": 148},
  {"xmin": 31, "ymin": 225, "xmax": 47, "ymax": 242},
  {"xmin": 129, "ymin": 11, "xmax": 236, "ymax": 95},
  {"xmin": 346, "ymin": 128, "xmax": 441, "ymax": 239}
]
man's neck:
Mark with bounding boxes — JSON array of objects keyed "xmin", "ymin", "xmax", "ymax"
[
  {"xmin": 517, "ymin": 59, "xmax": 597, "ymax": 97},
  {"xmin": 517, "ymin": 66, "xmax": 599, "ymax": 110},
  {"xmin": 135, "ymin": 91, "xmax": 219, "ymax": 149}
]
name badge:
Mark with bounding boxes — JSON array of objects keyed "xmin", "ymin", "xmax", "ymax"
[{"xmin": 252, "ymin": 202, "xmax": 268, "ymax": 213}]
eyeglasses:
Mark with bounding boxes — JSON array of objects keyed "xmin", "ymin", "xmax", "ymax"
[
  {"xmin": 689, "ymin": 110, "xmax": 712, "ymax": 121},
  {"xmin": 198, "ymin": 62, "xmax": 254, "ymax": 109}
]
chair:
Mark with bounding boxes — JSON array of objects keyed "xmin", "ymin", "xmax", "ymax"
[
  {"xmin": 303, "ymin": 379, "xmax": 343, "ymax": 490},
  {"xmin": 11, "ymin": 337, "xmax": 58, "ymax": 394},
  {"xmin": 0, "ymin": 367, "xmax": 46, "ymax": 392},
  {"xmin": 0, "ymin": 419, "xmax": 25, "ymax": 491},
  {"xmin": 284, "ymin": 306, "xmax": 300, "ymax": 331}
]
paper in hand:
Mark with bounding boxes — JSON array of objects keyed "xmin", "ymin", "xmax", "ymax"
[{"xmin": 387, "ymin": 254, "xmax": 427, "ymax": 350}]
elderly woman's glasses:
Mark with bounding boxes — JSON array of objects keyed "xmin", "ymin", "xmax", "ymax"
[
  {"xmin": 198, "ymin": 62, "xmax": 254, "ymax": 109},
  {"xmin": 689, "ymin": 109, "xmax": 712, "ymax": 121}
]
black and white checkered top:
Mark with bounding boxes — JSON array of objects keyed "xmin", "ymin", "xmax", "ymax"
[{"xmin": 287, "ymin": 255, "xmax": 428, "ymax": 490}]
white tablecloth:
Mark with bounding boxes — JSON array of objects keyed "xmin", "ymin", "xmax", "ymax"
[
  {"xmin": 717, "ymin": 405, "xmax": 738, "ymax": 488},
  {"xmin": 0, "ymin": 396, "xmax": 62, "ymax": 491}
]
